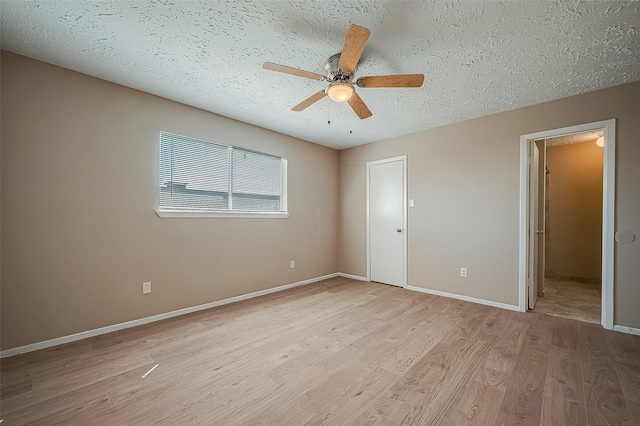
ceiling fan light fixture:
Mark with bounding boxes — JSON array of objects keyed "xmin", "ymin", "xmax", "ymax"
[{"xmin": 326, "ymin": 82, "xmax": 355, "ymax": 103}]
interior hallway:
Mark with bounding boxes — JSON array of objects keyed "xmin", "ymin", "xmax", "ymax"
[{"xmin": 532, "ymin": 278, "xmax": 601, "ymax": 324}]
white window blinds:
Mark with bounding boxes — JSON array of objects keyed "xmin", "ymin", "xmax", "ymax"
[{"xmin": 159, "ymin": 132, "xmax": 286, "ymax": 213}]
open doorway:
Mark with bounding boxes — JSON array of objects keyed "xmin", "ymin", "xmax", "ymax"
[
  {"xmin": 519, "ymin": 120, "xmax": 615, "ymax": 329},
  {"xmin": 531, "ymin": 132, "xmax": 604, "ymax": 323}
]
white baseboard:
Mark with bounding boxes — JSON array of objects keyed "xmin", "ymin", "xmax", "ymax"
[
  {"xmin": 613, "ymin": 325, "xmax": 640, "ymax": 336},
  {"xmin": 337, "ymin": 272, "xmax": 368, "ymax": 281},
  {"xmin": 0, "ymin": 273, "xmax": 339, "ymax": 358},
  {"xmin": 406, "ymin": 285, "xmax": 522, "ymax": 312},
  {"xmin": 14, "ymin": 273, "xmax": 630, "ymax": 357}
]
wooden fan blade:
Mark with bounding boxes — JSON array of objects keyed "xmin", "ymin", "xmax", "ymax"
[
  {"xmin": 356, "ymin": 74, "xmax": 425, "ymax": 88},
  {"xmin": 347, "ymin": 92, "xmax": 373, "ymax": 119},
  {"xmin": 262, "ymin": 62, "xmax": 325, "ymax": 81},
  {"xmin": 292, "ymin": 90, "xmax": 326, "ymax": 111},
  {"xmin": 338, "ymin": 25, "xmax": 371, "ymax": 73}
]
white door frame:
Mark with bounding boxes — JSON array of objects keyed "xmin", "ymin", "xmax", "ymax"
[
  {"xmin": 518, "ymin": 119, "xmax": 616, "ymax": 329},
  {"xmin": 528, "ymin": 142, "xmax": 540, "ymax": 309},
  {"xmin": 366, "ymin": 155, "xmax": 408, "ymax": 288}
]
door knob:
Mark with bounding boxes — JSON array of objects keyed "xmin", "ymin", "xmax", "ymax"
[
  {"xmin": 536, "ymin": 230, "xmax": 544, "ymax": 234},
  {"xmin": 397, "ymin": 229, "xmax": 402, "ymax": 233}
]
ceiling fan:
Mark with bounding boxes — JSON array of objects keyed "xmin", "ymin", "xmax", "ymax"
[{"xmin": 263, "ymin": 24, "xmax": 424, "ymax": 120}]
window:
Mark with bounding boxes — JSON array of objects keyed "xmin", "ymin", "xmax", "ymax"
[{"xmin": 157, "ymin": 132, "xmax": 287, "ymax": 218}]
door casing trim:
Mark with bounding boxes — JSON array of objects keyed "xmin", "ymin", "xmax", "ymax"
[{"xmin": 527, "ymin": 141, "xmax": 541, "ymax": 309}]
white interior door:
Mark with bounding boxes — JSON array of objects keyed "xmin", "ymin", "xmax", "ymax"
[
  {"xmin": 368, "ymin": 157, "xmax": 406, "ymax": 287},
  {"xmin": 528, "ymin": 142, "xmax": 540, "ymax": 309}
]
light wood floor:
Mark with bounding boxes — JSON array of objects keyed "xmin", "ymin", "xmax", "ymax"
[
  {"xmin": 2, "ymin": 277, "xmax": 640, "ymax": 425},
  {"xmin": 532, "ymin": 279, "xmax": 602, "ymax": 324}
]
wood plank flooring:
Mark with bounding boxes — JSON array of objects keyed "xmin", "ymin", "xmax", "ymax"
[{"xmin": 2, "ymin": 277, "xmax": 639, "ymax": 425}]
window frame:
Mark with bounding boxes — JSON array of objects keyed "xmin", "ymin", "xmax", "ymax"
[{"xmin": 156, "ymin": 132, "xmax": 288, "ymax": 219}]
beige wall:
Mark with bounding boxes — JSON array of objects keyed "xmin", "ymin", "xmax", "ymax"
[
  {"xmin": 545, "ymin": 141, "xmax": 603, "ymax": 282},
  {"xmin": 339, "ymin": 81, "xmax": 640, "ymax": 328},
  {"xmin": 3, "ymin": 51, "xmax": 640, "ymax": 351},
  {"xmin": 1, "ymin": 52, "xmax": 339, "ymax": 350}
]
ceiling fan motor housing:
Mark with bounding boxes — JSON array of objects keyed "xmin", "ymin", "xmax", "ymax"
[{"xmin": 326, "ymin": 53, "xmax": 355, "ymax": 82}]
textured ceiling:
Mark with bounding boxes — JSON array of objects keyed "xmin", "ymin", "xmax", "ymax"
[
  {"xmin": 545, "ymin": 130, "xmax": 603, "ymax": 146},
  {"xmin": 1, "ymin": 1, "xmax": 639, "ymax": 150}
]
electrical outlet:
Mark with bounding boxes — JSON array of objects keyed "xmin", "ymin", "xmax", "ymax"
[
  {"xmin": 143, "ymin": 281, "xmax": 151, "ymax": 294},
  {"xmin": 290, "ymin": 260, "xmax": 295, "ymax": 269},
  {"xmin": 460, "ymin": 268, "xmax": 467, "ymax": 278}
]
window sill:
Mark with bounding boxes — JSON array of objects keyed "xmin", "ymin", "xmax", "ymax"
[{"xmin": 156, "ymin": 210, "xmax": 289, "ymax": 219}]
